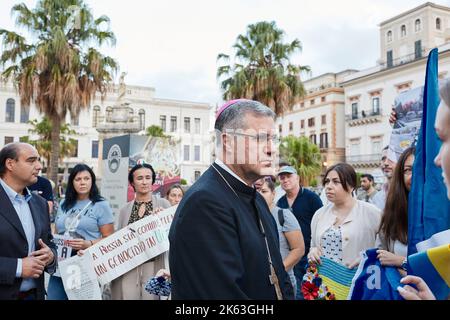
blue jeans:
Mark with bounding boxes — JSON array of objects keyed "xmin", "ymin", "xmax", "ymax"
[
  {"xmin": 47, "ymin": 275, "xmax": 68, "ymax": 300},
  {"xmin": 294, "ymin": 258, "xmax": 308, "ymax": 300}
]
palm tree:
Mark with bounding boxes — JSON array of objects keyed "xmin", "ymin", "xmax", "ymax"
[
  {"xmin": 146, "ymin": 125, "xmax": 167, "ymax": 138},
  {"xmin": 0, "ymin": 0, "xmax": 118, "ymax": 185},
  {"xmin": 217, "ymin": 21, "xmax": 310, "ymax": 115},
  {"xmin": 20, "ymin": 117, "xmax": 77, "ymax": 170},
  {"xmin": 280, "ymin": 136, "xmax": 322, "ymax": 186}
]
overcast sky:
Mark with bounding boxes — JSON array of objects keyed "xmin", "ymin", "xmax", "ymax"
[{"xmin": 2, "ymin": 0, "xmax": 450, "ymax": 105}]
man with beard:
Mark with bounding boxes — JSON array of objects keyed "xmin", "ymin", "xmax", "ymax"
[
  {"xmin": 357, "ymin": 174, "xmax": 378, "ymax": 203},
  {"xmin": 372, "ymin": 146, "xmax": 397, "ymax": 210}
]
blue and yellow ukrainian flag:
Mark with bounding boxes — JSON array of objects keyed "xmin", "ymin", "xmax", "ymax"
[
  {"xmin": 408, "ymin": 244, "xmax": 450, "ymax": 299},
  {"xmin": 408, "ymin": 48, "xmax": 450, "ymax": 255},
  {"xmin": 318, "ymin": 257, "xmax": 357, "ymax": 300}
]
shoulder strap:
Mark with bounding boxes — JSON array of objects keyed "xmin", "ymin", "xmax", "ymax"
[{"xmin": 278, "ymin": 209, "xmax": 285, "ymax": 227}]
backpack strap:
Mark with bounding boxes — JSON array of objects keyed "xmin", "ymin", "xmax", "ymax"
[{"xmin": 278, "ymin": 209, "xmax": 285, "ymax": 227}]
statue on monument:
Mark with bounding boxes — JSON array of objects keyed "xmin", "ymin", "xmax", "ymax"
[{"xmin": 118, "ymin": 71, "xmax": 127, "ymax": 101}]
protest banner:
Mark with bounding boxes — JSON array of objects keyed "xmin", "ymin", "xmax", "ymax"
[
  {"xmin": 90, "ymin": 205, "xmax": 175, "ymax": 285},
  {"xmin": 59, "ymin": 205, "xmax": 176, "ymax": 299}
]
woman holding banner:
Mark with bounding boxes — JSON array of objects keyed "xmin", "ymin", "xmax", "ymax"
[
  {"xmin": 48, "ymin": 164, "xmax": 115, "ymax": 300},
  {"xmin": 111, "ymin": 162, "xmax": 171, "ymax": 300}
]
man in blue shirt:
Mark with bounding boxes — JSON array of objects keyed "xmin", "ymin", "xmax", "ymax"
[
  {"xmin": 0, "ymin": 142, "xmax": 56, "ymax": 300},
  {"xmin": 29, "ymin": 175, "xmax": 54, "ymax": 215},
  {"xmin": 277, "ymin": 166, "xmax": 323, "ymax": 299}
]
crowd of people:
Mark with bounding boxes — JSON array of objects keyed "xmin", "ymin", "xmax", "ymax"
[{"xmin": 0, "ymin": 79, "xmax": 449, "ymax": 300}]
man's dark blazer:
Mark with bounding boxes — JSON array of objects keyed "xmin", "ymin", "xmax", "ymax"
[{"xmin": 0, "ymin": 183, "xmax": 57, "ymax": 300}]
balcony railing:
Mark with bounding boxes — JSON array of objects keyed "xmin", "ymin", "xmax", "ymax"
[
  {"xmin": 346, "ymin": 154, "xmax": 381, "ymax": 168},
  {"xmin": 380, "ymin": 48, "xmax": 427, "ymax": 70},
  {"xmin": 346, "ymin": 110, "xmax": 383, "ymax": 126}
]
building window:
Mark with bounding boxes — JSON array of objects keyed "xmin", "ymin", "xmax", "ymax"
[
  {"xmin": 415, "ymin": 40, "xmax": 422, "ymax": 59},
  {"xmin": 372, "ymin": 97, "xmax": 380, "ymax": 115},
  {"xmin": 20, "ymin": 104, "xmax": 30, "ymax": 123},
  {"xmin": 184, "ymin": 117, "xmax": 191, "ymax": 133},
  {"xmin": 194, "ymin": 118, "xmax": 201, "ymax": 134},
  {"xmin": 308, "ymin": 117, "xmax": 315, "ymax": 127},
  {"xmin": 5, "ymin": 98, "xmax": 15, "ymax": 123},
  {"xmin": 4, "ymin": 136, "xmax": 14, "ymax": 145},
  {"xmin": 401, "ymin": 25, "xmax": 406, "ymax": 37},
  {"xmin": 300, "ymin": 120, "xmax": 305, "ymax": 129},
  {"xmin": 436, "ymin": 18, "xmax": 441, "ymax": 30},
  {"xmin": 310, "ymin": 99, "xmax": 315, "ymax": 106},
  {"xmin": 139, "ymin": 109, "xmax": 145, "ymax": 130},
  {"xmin": 69, "ymin": 140, "xmax": 78, "ymax": 158},
  {"xmin": 387, "ymin": 50, "xmax": 393, "ymax": 68},
  {"xmin": 71, "ymin": 114, "xmax": 79, "ymax": 126},
  {"xmin": 194, "ymin": 145, "xmax": 200, "ymax": 161},
  {"xmin": 92, "ymin": 106, "xmax": 101, "ymax": 127},
  {"xmin": 300, "ymin": 102, "xmax": 305, "ymax": 108},
  {"xmin": 194, "ymin": 170, "xmax": 201, "ymax": 181},
  {"xmin": 321, "ymin": 115, "xmax": 326, "ymax": 125},
  {"xmin": 372, "ymin": 139, "xmax": 382, "ymax": 155},
  {"xmin": 321, "ymin": 96, "xmax": 326, "ymax": 103},
  {"xmin": 91, "ymin": 140, "xmax": 99, "ymax": 158},
  {"xmin": 351, "ymin": 103, "xmax": 358, "ymax": 119},
  {"xmin": 106, "ymin": 106, "xmax": 113, "ymax": 122},
  {"xmin": 387, "ymin": 30, "xmax": 392, "ymax": 42},
  {"xmin": 183, "ymin": 145, "xmax": 190, "ymax": 161},
  {"xmin": 160, "ymin": 115, "xmax": 166, "ymax": 132},
  {"xmin": 279, "ymin": 124, "xmax": 282, "ymax": 134},
  {"xmin": 310, "ymin": 134, "xmax": 317, "ymax": 145},
  {"xmin": 350, "ymin": 141, "xmax": 360, "ymax": 155},
  {"xmin": 289, "ymin": 122, "xmax": 293, "ymax": 131},
  {"xmin": 320, "ymin": 133, "xmax": 328, "ymax": 149},
  {"xmin": 170, "ymin": 116, "xmax": 177, "ymax": 132},
  {"xmin": 415, "ymin": 19, "xmax": 421, "ymax": 32}
]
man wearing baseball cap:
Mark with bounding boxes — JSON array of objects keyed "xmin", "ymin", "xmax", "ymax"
[{"xmin": 277, "ymin": 165, "xmax": 323, "ymax": 299}]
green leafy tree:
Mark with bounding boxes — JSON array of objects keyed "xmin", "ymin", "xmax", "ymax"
[
  {"xmin": 146, "ymin": 125, "xmax": 167, "ymax": 138},
  {"xmin": 279, "ymin": 136, "xmax": 322, "ymax": 186},
  {"xmin": 217, "ymin": 21, "xmax": 310, "ymax": 115},
  {"xmin": 0, "ymin": 0, "xmax": 118, "ymax": 185},
  {"xmin": 20, "ymin": 117, "xmax": 77, "ymax": 169}
]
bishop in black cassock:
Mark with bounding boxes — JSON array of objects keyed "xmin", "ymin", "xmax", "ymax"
[{"xmin": 169, "ymin": 162, "xmax": 294, "ymax": 300}]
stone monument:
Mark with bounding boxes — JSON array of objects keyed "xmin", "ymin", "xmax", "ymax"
[{"xmin": 96, "ymin": 73, "xmax": 142, "ymax": 180}]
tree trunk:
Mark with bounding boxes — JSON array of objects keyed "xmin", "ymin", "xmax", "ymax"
[{"xmin": 49, "ymin": 118, "xmax": 61, "ymax": 191}]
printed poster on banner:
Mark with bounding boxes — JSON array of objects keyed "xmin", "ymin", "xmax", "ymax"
[
  {"xmin": 59, "ymin": 253, "xmax": 103, "ymax": 300},
  {"xmin": 128, "ymin": 135, "xmax": 181, "ymax": 198},
  {"xmin": 388, "ymin": 86, "xmax": 423, "ymax": 162},
  {"xmin": 52, "ymin": 234, "xmax": 73, "ymax": 277}
]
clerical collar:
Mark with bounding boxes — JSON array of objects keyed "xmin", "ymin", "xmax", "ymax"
[{"xmin": 214, "ymin": 159, "xmax": 249, "ymax": 186}]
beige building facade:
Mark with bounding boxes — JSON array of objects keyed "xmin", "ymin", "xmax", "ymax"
[
  {"xmin": 343, "ymin": 2, "xmax": 450, "ymax": 182},
  {"xmin": 0, "ymin": 81, "xmax": 213, "ymax": 184},
  {"xmin": 277, "ymin": 70, "xmax": 357, "ymax": 177}
]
